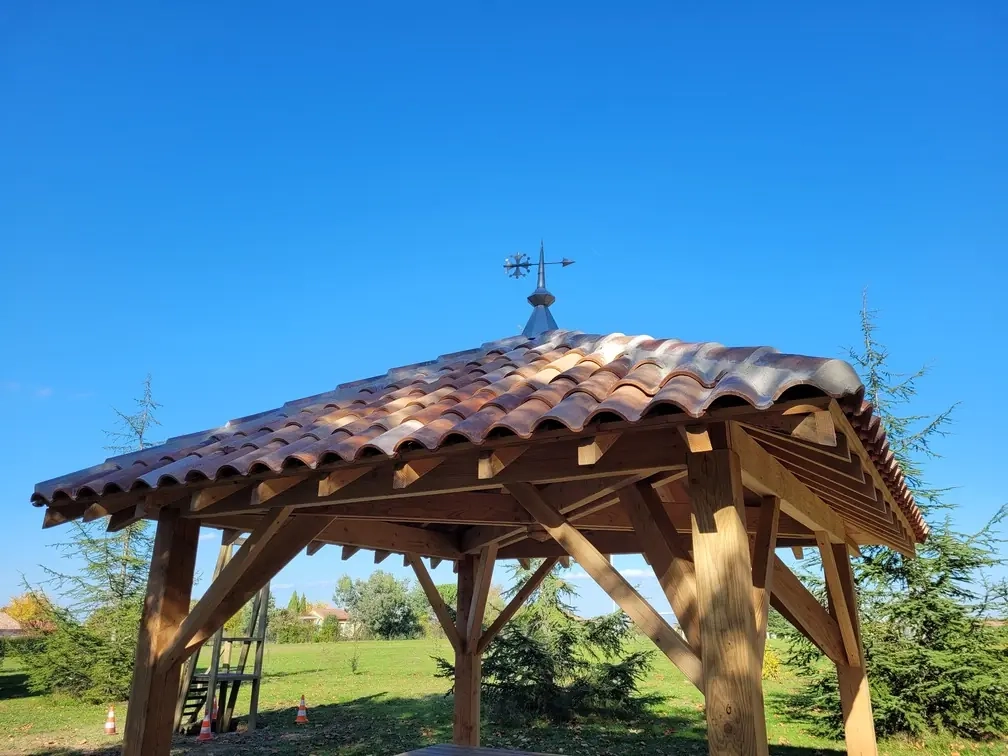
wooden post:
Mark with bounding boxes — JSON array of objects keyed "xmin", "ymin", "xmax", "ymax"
[
  {"xmin": 123, "ymin": 509, "xmax": 199, "ymax": 756},
  {"xmin": 827, "ymin": 543, "xmax": 878, "ymax": 756},
  {"xmin": 453, "ymin": 554, "xmax": 481, "ymax": 746},
  {"xmin": 688, "ymin": 445, "xmax": 768, "ymax": 756}
]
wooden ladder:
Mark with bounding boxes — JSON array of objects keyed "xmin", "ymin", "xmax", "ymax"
[{"xmin": 174, "ymin": 531, "xmax": 271, "ymax": 734}]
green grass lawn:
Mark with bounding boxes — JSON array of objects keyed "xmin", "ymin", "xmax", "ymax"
[{"xmin": 0, "ymin": 639, "xmax": 1003, "ymax": 755}]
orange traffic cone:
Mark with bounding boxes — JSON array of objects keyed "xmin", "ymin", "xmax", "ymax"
[
  {"xmin": 104, "ymin": 706, "xmax": 116, "ymax": 735},
  {"xmin": 294, "ymin": 694, "xmax": 309, "ymax": 724},
  {"xmin": 196, "ymin": 712, "xmax": 214, "ymax": 742}
]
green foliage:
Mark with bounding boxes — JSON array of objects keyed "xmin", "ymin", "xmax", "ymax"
[
  {"xmin": 787, "ymin": 298, "xmax": 1008, "ymax": 739},
  {"xmin": 315, "ymin": 614, "xmax": 343, "ymax": 642},
  {"xmin": 436, "ymin": 560, "xmax": 658, "ymax": 724},
  {"xmin": 15, "ymin": 378, "xmax": 162, "ymax": 702},
  {"xmin": 334, "ymin": 571, "xmax": 422, "ymax": 640}
]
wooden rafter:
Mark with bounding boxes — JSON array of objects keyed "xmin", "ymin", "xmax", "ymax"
[
  {"xmin": 153, "ymin": 428, "xmax": 688, "ymax": 521},
  {"xmin": 729, "ymin": 421, "xmax": 847, "ymax": 545}
]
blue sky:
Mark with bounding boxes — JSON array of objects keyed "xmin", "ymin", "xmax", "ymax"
[{"xmin": 1, "ymin": 2, "xmax": 1005, "ymax": 617}]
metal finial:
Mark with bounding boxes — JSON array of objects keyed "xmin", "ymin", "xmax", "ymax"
[{"xmin": 502, "ymin": 241, "xmax": 575, "ymax": 337}]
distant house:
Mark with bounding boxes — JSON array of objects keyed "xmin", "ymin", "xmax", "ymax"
[
  {"xmin": 0, "ymin": 612, "xmax": 24, "ymax": 638},
  {"xmin": 299, "ymin": 605, "xmax": 356, "ymax": 635}
]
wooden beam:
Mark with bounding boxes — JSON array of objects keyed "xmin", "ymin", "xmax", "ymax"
[
  {"xmin": 408, "ymin": 553, "xmax": 462, "ymax": 655},
  {"xmin": 687, "ymin": 448, "xmax": 768, "ymax": 755},
  {"xmin": 461, "ymin": 525, "xmax": 527, "ymax": 554},
  {"xmin": 318, "ymin": 465, "xmax": 373, "ymax": 496},
  {"xmin": 454, "ymin": 554, "xmax": 481, "ymax": 746},
  {"xmin": 466, "ymin": 544, "xmax": 497, "ymax": 649},
  {"xmin": 429, "ymin": 557, "xmax": 443, "ymax": 569},
  {"xmin": 827, "ymin": 542, "xmax": 878, "ymax": 755},
  {"xmin": 252, "ymin": 475, "xmax": 309, "ymax": 507},
  {"xmin": 305, "ymin": 540, "xmax": 325, "ymax": 556},
  {"xmin": 620, "ymin": 482, "xmax": 701, "ymax": 653},
  {"xmin": 161, "ymin": 508, "xmax": 326, "ymax": 667},
  {"xmin": 394, "ymin": 457, "xmax": 444, "ymax": 489},
  {"xmin": 817, "ymin": 532, "xmax": 860, "ymax": 666},
  {"xmin": 729, "ymin": 422, "xmax": 847, "ymax": 544},
  {"xmin": 827, "ymin": 400, "xmax": 918, "ymax": 545},
  {"xmin": 374, "ymin": 550, "xmax": 391, "ymax": 564},
  {"xmin": 314, "ymin": 519, "xmax": 461, "ymax": 559},
  {"xmin": 507, "ymin": 482, "xmax": 703, "ymax": 691},
  {"xmin": 477, "ymin": 446, "xmax": 527, "ymax": 479},
  {"xmin": 752, "ymin": 496, "xmax": 780, "ymax": 660},
  {"xmin": 108, "ymin": 497, "xmax": 160, "ymax": 532},
  {"xmin": 577, "ymin": 432, "xmax": 620, "ymax": 465},
  {"xmin": 181, "ymin": 428, "xmax": 687, "ymax": 518},
  {"xmin": 769, "ymin": 555, "xmax": 846, "ymax": 665},
  {"xmin": 191, "ymin": 483, "xmax": 246, "ymax": 513},
  {"xmin": 477, "ymin": 557, "xmax": 558, "ymax": 654},
  {"xmin": 679, "ymin": 424, "xmax": 713, "ymax": 453},
  {"xmin": 742, "ymin": 410, "xmax": 836, "ymax": 447},
  {"xmin": 122, "ymin": 508, "xmax": 199, "ymax": 756},
  {"xmin": 42, "ymin": 501, "xmax": 90, "ymax": 529},
  {"xmin": 791, "ymin": 546, "xmax": 804, "ymax": 559},
  {"xmin": 341, "ymin": 545, "xmax": 359, "ymax": 560}
]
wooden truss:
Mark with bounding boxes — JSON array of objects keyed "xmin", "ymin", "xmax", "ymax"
[{"xmin": 70, "ymin": 403, "xmax": 897, "ymax": 756}]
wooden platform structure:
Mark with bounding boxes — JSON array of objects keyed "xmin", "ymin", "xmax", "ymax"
[
  {"xmin": 174, "ymin": 533, "xmax": 269, "ymax": 734},
  {"xmin": 31, "ymin": 330, "xmax": 927, "ymax": 756}
]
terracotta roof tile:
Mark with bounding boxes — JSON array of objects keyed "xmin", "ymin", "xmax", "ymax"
[{"xmin": 32, "ymin": 329, "xmax": 925, "ymax": 542}]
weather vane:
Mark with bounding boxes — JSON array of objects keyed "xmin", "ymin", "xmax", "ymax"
[{"xmin": 504, "ymin": 241, "xmax": 574, "ymax": 338}]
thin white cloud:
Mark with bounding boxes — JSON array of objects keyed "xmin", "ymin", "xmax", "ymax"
[
  {"xmin": 1, "ymin": 381, "xmax": 20, "ymax": 392},
  {"xmin": 34, "ymin": 387, "xmax": 53, "ymax": 398},
  {"xmin": 273, "ymin": 582, "xmax": 295, "ymax": 590},
  {"xmin": 198, "ymin": 532, "xmax": 217, "ymax": 542}
]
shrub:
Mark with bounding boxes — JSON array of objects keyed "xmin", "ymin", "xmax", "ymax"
[
  {"xmin": 762, "ymin": 647, "xmax": 783, "ymax": 681},
  {"xmin": 436, "ymin": 562, "xmax": 659, "ymax": 724}
]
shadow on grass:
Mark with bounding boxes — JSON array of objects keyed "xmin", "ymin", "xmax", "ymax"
[
  {"xmin": 22, "ymin": 691, "xmax": 844, "ymax": 756},
  {"xmin": 0, "ymin": 669, "xmax": 33, "ymax": 700}
]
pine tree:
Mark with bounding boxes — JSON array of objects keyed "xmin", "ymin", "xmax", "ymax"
[
  {"xmin": 789, "ymin": 298, "xmax": 1008, "ymax": 739},
  {"xmin": 435, "ymin": 560, "xmax": 656, "ymax": 724},
  {"xmin": 20, "ymin": 376, "xmax": 163, "ymax": 702}
]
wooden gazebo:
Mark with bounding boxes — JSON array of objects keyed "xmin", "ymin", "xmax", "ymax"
[{"xmin": 32, "ymin": 324, "xmax": 924, "ymax": 756}]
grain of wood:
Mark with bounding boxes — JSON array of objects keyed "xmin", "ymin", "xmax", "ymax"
[
  {"xmin": 123, "ymin": 508, "xmax": 199, "ymax": 756},
  {"xmin": 687, "ymin": 448, "xmax": 768, "ymax": 756}
]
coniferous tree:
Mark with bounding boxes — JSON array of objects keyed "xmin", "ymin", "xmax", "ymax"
[
  {"xmin": 789, "ymin": 298, "xmax": 1008, "ymax": 739},
  {"xmin": 435, "ymin": 560, "xmax": 657, "ymax": 724},
  {"xmin": 21, "ymin": 376, "xmax": 163, "ymax": 702}
]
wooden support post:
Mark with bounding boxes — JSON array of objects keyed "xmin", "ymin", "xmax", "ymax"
[
  {"xmin": 453, "ymin": 554, "xmax": 481, "ymax": 746},
  {"xmin": 751, "ymin": 495, "xmax": 780, "ymax": 660},
  {"xmin": 827, "ymin": 543, "xmax": 877, "ymax": 756},
  {"xmin": 123, "ymin": 508, "xmax": 199, "ymax": 756},
  {"xmin": 687, "ymin": 446, "xmax": 768, "ymax": 756}
]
